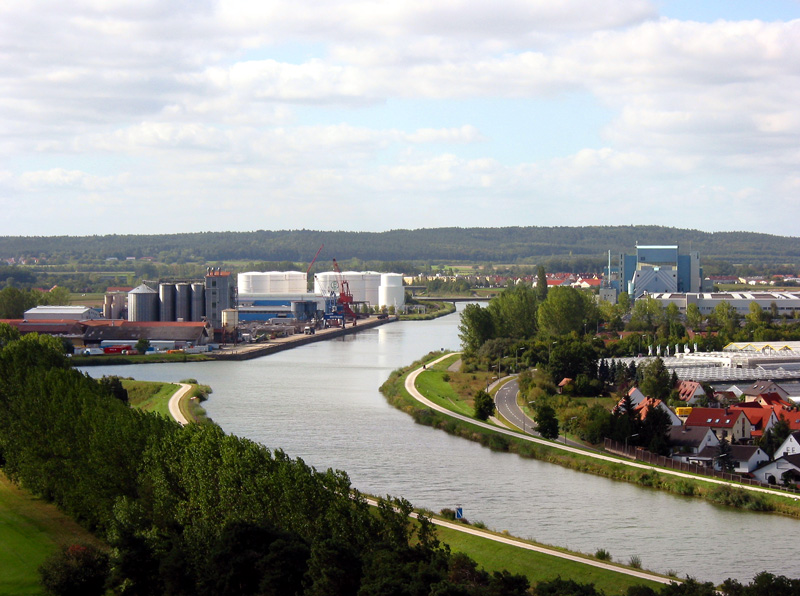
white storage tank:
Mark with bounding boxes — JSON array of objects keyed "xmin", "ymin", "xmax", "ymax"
[
  {"xmin": 379, "ymin": 273, "xmax": 405, "ymax": 308},
  {"xmin": 239, "ymin": 271, "xmax": 307, "ymax": 295},
  {"xmin": 343, "ymin": 271, "xmax": 365, "ymax": 302},
  {"xmin": 314, "ymin": 272, "xmax": 339, "ymax": 296},
  {"xmin": 363, "ymin": 271, "xmax": 381, "ymax": 306}
]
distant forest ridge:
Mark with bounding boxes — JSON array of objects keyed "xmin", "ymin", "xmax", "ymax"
[{"xmin": 1, "ymin": 226, "xmax": 798, "ymax": 266}]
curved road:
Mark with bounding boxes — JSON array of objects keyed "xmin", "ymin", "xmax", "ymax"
[
  {"xmin": 405, "ymin": 354, "xmax": 800, "ymax": 500},
  {"xmin": 494, "ymin": 377, "xmax": 535, "ymax": 434},
  {"xmin": 168, "ymin": 383, "xmax": 192, "ymax": 426}
]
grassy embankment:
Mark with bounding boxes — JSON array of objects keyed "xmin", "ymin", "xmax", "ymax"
[
  {"xmin": 124, "ymin": 378, "xmax": 212, "ymax": 424},
  {"xmin": 399, "ymin": 300, "xmax": 457, "ymax": 320},
  {"xmin": 431, "ymin": 523, "xmax": 665, "ymax": 594},
  {"xmin": 0, "ymin": 379, "xmax": 212, "ymax": 593},
  {"xmin": 380, "ymin": 352, "xmax": 800, "ymax": 519},
  {"xmin": 0, "ymin": 472, "xmax": 102, "ymax": 596},
  {"xmin": 72, "ymin": 351, "xmax": 213, "ymax": 366}
]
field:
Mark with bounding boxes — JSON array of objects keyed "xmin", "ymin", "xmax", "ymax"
[{"xmin": 0, "ymin": 473, "xmax": 102, "ymax": 596}]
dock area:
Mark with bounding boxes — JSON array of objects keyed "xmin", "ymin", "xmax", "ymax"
[{"xmin": 209, "ymin": 315, "xmax": 398, "ymax": 361}]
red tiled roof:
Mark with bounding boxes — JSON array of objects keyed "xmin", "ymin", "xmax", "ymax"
[{"xmin": 685, "ymin": 407, "xmax": 744, "ymax": 429}]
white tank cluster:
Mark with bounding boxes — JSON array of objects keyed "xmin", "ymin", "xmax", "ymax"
[
  {"xmin": 314, "ymin": 271, "xmax": 404, "ymax": 308},
  {"xmin": 238, "ymin": 271, "xmax": 307, "ymax": 294}
]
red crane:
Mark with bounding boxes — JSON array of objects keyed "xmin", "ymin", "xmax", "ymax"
[
  {"xmin": 306, "ymin": 244, "xmax": 324, "ymax": 275},
  {"xmin": 332, "ymin": 258, "xmax": 358, "ymax": 325}
]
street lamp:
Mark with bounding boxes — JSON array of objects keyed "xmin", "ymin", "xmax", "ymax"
[
  {"xmin": 564, "ymin": 416, "xmax": 577, "ymax": 444},
  {"xmin": 625, "ymin": 433, "xmax": 639, "ymax": 453},
  {"xmin": 516, "ymin": 347, "xmax": 526, "ymax": 373}
]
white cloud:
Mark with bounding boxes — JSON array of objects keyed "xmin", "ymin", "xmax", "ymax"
[{"xmin": 1, "ymin": 2, "xmax": 799, "ymax": 235}]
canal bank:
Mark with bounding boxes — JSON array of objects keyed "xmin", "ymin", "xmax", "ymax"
[
  {"xmin": 78, "ymin": 304, "xmax": 800, "ymax": 584},
  {"xmin": 210, "ymin": 315, "xmax": 398, "ymax": 361}
]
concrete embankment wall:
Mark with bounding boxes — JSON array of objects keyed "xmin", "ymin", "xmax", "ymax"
[{"xmin": 210, "ymin": 316, "xmax": 398, "ymax": 361}]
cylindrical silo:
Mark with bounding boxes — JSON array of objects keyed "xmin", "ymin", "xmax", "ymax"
[
  {"xmin": 128, "ymin": 284, "xmax": 159, "ymax": 321},
  {"xmin": 159, "ymin": 283, "xmax": 176, "ymax": 322},
  {"xmin": 176, "ymin": 283, "xmax": 192, "ymax": 322},
  {"xmin": 364, "ymin": 272, "xmax": 381, "ymax": 306},
  {"xmin": 286, "ymin": 271, "xmax": 307, "ymax": 294},
  {"xmin": 191, "ymin": 282, "xmax": 205, "ymax": 321},
  {"xmin": 343, "ymin": 271, "xmax": 365, "ymax": 302},
  {"xmin": 314, "ymin": 272, "xmax": 339, "ymax": 296},
  {"xmin": 379, "ymin": 273, "xmax": 405, "ymax": 308}
]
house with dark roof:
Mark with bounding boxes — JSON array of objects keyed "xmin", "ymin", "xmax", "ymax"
[
  {"xmin": 684, "ymin": 407, "xmax": 752, "ymax": 443},
  {"xmin": 669, "ymin": 426, "xmax": 719, "ymax": 463},
  {"xmin": 752, "ymin": 454, "xmax": 800, "ymax": 485},
  {"xmin": 728, "ymin": 445, "xmax": 770, "ymax": 474},
  {"xmin": 742, "ymin": 381, "xmax": 789, "ymax": 401}
]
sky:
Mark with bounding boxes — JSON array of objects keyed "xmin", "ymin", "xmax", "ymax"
[{"xmin": 1, "ymin": 0, "xmax": 799, "ymax": 237}]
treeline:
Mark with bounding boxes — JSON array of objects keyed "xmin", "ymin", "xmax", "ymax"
[
  {"xmin": 2, "ymin": 226, "xmax": 799, "ymax": 266},
  {"xmin": 0, "ymin": 324, "xmax": 533, "ymax": 595}
]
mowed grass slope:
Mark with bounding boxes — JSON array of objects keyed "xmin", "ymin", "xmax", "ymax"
[
  {"xmin": 123, "ymin": 379, "xmax": 177, "ymax": 418},
  {"xmin": 0, "ymin": 473, "xmax": 102, "ymax": 596},
  {"xmin": 434, "ymin": 524, "xmax": 665, "ymax": 595}
]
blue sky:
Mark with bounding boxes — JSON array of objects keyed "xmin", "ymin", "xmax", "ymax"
[{"xmin": 1, "ymin": 0, "xmax": 799, "ymax": 237}]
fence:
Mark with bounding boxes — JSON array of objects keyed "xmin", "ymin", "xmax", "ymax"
[{"xmin": 603, "ymin": 439, "xmax": 799, "ymax": 495}]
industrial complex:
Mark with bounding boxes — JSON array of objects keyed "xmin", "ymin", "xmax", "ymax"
[{"xmin": 6, "ymin": 266, "xmax": 406, "ymax": 353}]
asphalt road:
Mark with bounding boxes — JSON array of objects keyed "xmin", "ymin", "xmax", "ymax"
[{"xmin": 494, "ymin": 377, "xmax": 536, "ymax": 435}]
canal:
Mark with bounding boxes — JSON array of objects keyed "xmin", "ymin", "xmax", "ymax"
[{"xmin": 81, "ymin": 305, "xmax": 800, "ymax": 584}]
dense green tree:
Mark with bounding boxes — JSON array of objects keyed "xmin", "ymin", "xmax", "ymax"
[
  {"xmin": 535, "ymin": 404, "xmax": 559, "ymax": 440},
  {"xmin": 628, "ymin": 297, "xmax": 664, "ymax": 332},
  {"xmin": 473, "ymin": 390, "xmax": 495, "ymax": 421},
  {"xmin": 38, "ymin": 543, "xmax": 110, "ymax": 596},
  {"xmin": 458, "ymin": 304, "xmax": 495, "ymax": 356},
  {"xmin": 537, "ymin": 286, "xmax": 590, "ymax": 337},
  {"xmin": 639, "ymin": 358, "xmax": 672, "ymax": 400},
  {"xmin": 486, "ymin": 284, "xmax": 538, "ymax": 339},
  {"xmin": 547, "ymin": 339, "xmax": 598, "ymax": 382},
  {"xmin": 711, "ymin": 301, "xmax": 741, "ymax": 338},
  {"xmin": 536, "ymin": 265, "xmax": 548, "ymax": 302},
  {"xmin": 686, "ymin": 303, "xmax": 704, "ymax": 329}
]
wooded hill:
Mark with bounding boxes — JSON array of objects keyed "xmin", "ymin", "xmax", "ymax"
[{"xmin": 1, "ymin": 226, "xmax": 798, "ymax": 267}]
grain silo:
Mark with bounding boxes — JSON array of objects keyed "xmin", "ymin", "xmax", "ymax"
[
  {"xmin": 175, "ymin": 283, "xmax": 192, "ymax": 322},
  {"xmin": 378, "ymin": 273, "xmax": 405, "ymax": 308},
  {"xmin": 159, "ymin": 283, "xmax": 176, "ymax": 322},
  {"xmin": 191, "ymin": 282, "xmax": 205, "ymax": 321},
  {"xmin": 128, "ymin": 284, "xmax": 159, "ymax": 322}
]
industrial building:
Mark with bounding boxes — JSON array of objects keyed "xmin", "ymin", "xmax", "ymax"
[
  {"xmin": 23, "ymin": 305, "xmax": 104, "ymax": 321},
  {"xmin": 648, "ymin": 291, "xmax": 800, "ymax": 316},
  {"xmin": 603, "ymin": 244, "xmax": 710, "ymax": 301}
]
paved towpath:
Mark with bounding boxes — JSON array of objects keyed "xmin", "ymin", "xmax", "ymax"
[
  {"xmin": 168, "ymin": 383, "xmax": 192, "ymax": 426},
  {"xmin": 364, "ymin": 495, "xmax": 676, "ymax": 585},
  {"xmin": 405, "ymin": 354, "xmax": 800, "ymax": 501}
]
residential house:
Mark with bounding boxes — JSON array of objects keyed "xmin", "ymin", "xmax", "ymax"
[
  {"xmin": 742, "ymin": 381, "xmax": 789, "ymax": 401},
  {"xmin": 635, "ymin": 397, "xmax": 682, "ymax": 427},
  {"xmin": 684, "ymin": 407, "xmax": 752, "ymax": 443},
  {"xmin": 752, "ymin": 454, "xmax": 800, "ymax": 485},
  {"xmin": 677, "ymin": 380, "xmax": 706, "ymax": 405},
  {"xmin": 730, "ymin": 404, "xmax": 779, "ymax": 441},
  {"xmin": 669, "ymin": 426, "xmax": 719, "ymax": 465},
  {"xmin": 775, "ymin": 432, "xmax": 800, "ymax": 459},
  {"xmin": 728, "ymin": 445, "xmax": 770, "ymax": 474}
]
